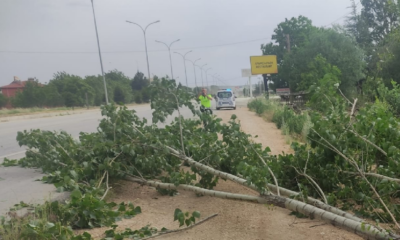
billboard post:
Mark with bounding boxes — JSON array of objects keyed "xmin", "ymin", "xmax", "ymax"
[
  {"xmin": 241, "ymin": 69, "xmax": 253, "ymax": 98},
  {"xmin": 250, "ymin": 55, "xmax": 278, "ymax": 99},
  {"xmin": 250, "ymin": 55, "xmax": 278, "ymax": 75}
]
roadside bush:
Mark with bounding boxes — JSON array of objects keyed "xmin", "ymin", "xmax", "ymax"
[
  {"xmin": 377, "ymin": 81, "xmax": 400, "ymax": 116},
  {"xmin": 247, "ymin": 98, "xmax": 267, "ymax": 115},
  {"xmin": 272, "ymin": 106, "xmax": 308, "ymax": 136},
  {"xmin": 248, "ymin": 98, "xmax": 310, "ymax": 138}
]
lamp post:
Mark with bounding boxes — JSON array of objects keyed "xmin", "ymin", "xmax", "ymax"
[
  {"xmin": 187, "ymin": 58, "xmax": 201, "ymax": 88},
  {"xmin": 174, "ymin": 50, "xmax": 192, "ymax": 87},
  {"xmin": 90, "ymin": 0, "xmax": 109, "ymax": 104},
  {"xmin": 198, "ymin": 64, "xmax": 207, "ymax": 87},
  {"xmin": 126, "ymin": 20, "xmax": 160, "ymax": 81},
  {"xmin": 155, "ymin": 39, "xmax": 180, "ymax": 80},
  {"xmin": 204, "ymin": 67, "xmax": 212, "ymax": 89}
]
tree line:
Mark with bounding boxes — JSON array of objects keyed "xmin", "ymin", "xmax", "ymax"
[
  {"xmin": 0, "ymin": 70, "xmax": 151, "ymax": 108},
  {"xmin": 262, "ymin": 0, "xmax": 400, "ymax": 104}
]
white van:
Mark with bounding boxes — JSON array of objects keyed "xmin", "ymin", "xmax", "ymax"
[{"xmin": 216, "ymin": 89, "xmax": 236, "ymax": 110}]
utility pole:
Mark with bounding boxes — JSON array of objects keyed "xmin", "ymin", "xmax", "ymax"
[
  {"xmin": 188, "ymin": 58, "xmax": 201, "ymax": 88},
  {"xmin": 198, "ymin": 64, "xmax": 207, "ymax": 88},
  {"xmin": 286, "ymin": 34, "xmax": 291, "ymax": 53},
  {"xmin": 249, "ymin": 76, "xmax": 253, "ymax": 98},
  {"xmin": 126, "ymin": 20, "xmax": 160, "ymax": 81},
  {"xmin": 205, "ymin": 68, "xmax": 212, "ymax": 89},
  {"xmin": 174, "ymin": 50, "xmax": 192, "ymax": 88},
  {"xmin": 90, "ymin": 0, "xmax": 109, "ymax": 104},
  {"xmin": 156, "ymin": 39, "xmax": 180, "ymax": 80}
]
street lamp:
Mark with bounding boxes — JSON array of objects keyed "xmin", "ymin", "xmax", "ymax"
[
  {"xmin": 212, "ymin": 73, "xmax": 219, "ymax": 87},
  {"xmin": 187, "ymin": 58, "xmax": 201, "ymax": 88},
  {"xmin": 197, "ymin": 63, "xmax": 207, "ymax": 87},
  {"xmin": 155, "ymin": 39, "xmax": 180, "ymax": 80},
  {"xmin": 174, "ymin": 50, "xmax": 192, "ymax": 88},
  {"xmin": 204, "ymin": 67, "xmax": 212, "ymax": 89},
  {"xmin": 126, "ymin": 20, "xmax": 160, "ymax": 81},
  {"xmin": 90, "ymin": 0, "xmax": 109, "ymax": 104}
]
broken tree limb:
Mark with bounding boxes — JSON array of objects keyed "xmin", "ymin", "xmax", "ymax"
[
  {"xmin": 311, "ymin": 129, "xmax": 400, "ymax": 230},
  {"xmin": 165, "ymin": 145, "xmax": 363, "ymax": 223},
  {"xmin": 250, "ymin": 144, "xmax": 280, "ymax": 196},
  {"xmin": 141, "ymin": 213, "xmax": 218, "ymax": 240},
  {"xmin": 348, "ymin": 129, "xmax": 387, "ymax": 157},
  {"xmin": 265, "ymin": 183, "xmax": 363, "ymax": 222},
  {"xmin": 342, "ymin": 171, "xmax": 400, "ymax": 184},
  {"xmin": 127, "ymin": 177, "xmax": 394, "ymax": 240}
]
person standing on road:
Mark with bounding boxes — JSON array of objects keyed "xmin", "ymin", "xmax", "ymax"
[{"xmin": 198, "ymin": 88, "xmax": 213, "ymax": 110}]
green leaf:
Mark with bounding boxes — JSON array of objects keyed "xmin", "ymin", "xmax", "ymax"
[
  {"xmin": 71, "ymin": 189, "xmax": 82, "ymax": 199},
  {"xmin": 192, "ymin": 211, "xmax": 201, "ymax": 219}
]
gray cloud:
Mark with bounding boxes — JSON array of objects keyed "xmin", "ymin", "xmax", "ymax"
[{"xmin": 0, "ymin": 0, "xmax": 352, "ymax": 87}]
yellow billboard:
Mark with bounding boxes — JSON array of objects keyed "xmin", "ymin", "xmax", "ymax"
[{"xmin": 250, "ymin": 55, "xmax": 278, "ymax": 74}]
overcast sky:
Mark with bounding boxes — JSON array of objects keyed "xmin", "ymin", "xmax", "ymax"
[{"xmin": 0, "ymin": 0, "xmax": 354, "ymax": 87}]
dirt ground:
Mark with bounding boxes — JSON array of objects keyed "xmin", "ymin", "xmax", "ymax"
[{"xmin": 83, "ymin": 106, "xmax": 362, "ymax": 240}]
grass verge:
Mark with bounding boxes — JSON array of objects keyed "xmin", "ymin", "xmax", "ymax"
[{"xmin": 248, "ymin": 98, "xmax": 312, "ymax": 142}]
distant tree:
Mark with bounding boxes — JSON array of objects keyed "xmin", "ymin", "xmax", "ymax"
[
  {"xmin": 63, "ymin": 92, "xmax": 80, "ymax": 108},
  {"xmin": 360, "ymin": 0, "xmax": 399, "ymax": 43},
  {"xmin": 280, "ymin": 28, "xmax": 365, "ymax": 94},
  {"xmin": 345, "ymin": 0, "xmax": 373, "ymax": 54},
  {"xmin": 131, "ymin": 72, "xmax": 149, "ymax": 91},
  {"xmin": 113, "ymin": 85, "xmax": 125, "ymax": 104},
  {"xmin": 133, "ymin": 91, "xmax": 143, "ymax": 104},
  {"xmin": 12, "ymin": 80, "xmax": 44, "ymax": 108},
  {"xmin": 261, "ymin": 16, "xmax": 316, "ymax": 63},
  {"xmin": 49, "ymin": 72, "xmax": 95, "ymax": 107},
  {"xmin": 0, "ymin": 94, "xmax": 8, "ymax": 108}
]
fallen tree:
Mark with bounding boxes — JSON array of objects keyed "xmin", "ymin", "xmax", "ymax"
[{"xmin": 3, "ymin": 78, "xmax": 399, "ymax": 239}]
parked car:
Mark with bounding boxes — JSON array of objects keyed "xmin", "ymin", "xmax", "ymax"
[{"xmin": 216, "ymin": 89, "xmax": 236, "ymax": 110}]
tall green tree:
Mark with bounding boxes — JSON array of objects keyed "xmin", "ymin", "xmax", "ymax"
[
  {"xmin": 345, "ymin": 0, "xmax": 374, "ymax": 55},
  {"xmin": 360, "ymin": 0, "xmax": 399, "ymax": 43},
  {"xmin": 261, "ymin": 16, "xmax": 316, "ymax": 90},
  {"xmin": 280, "ymin": 28, "xmax": 365, "ymax": 94}
]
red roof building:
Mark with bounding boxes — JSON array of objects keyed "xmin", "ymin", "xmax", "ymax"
[{"xmin": 0, "ymin": 76, "xmax": 36, "ymax": 98}]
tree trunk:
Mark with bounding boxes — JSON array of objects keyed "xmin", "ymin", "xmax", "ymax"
[
  {"xmin": 127, "ymin": 177, "xmax": 393, "ymax": 240},
  {"xmin": 167, "ymin": 146, "xmax": 363, "ymax": 223}
]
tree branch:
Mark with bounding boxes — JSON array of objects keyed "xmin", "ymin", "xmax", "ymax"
[
  {"xmin": 294, "ymin": 167, "xmax": 327, "ymax": 204},
  {"xmin": 342, "ymin": 171, "xmax": 400, "ymax": 184},
  {"xmin": 127, "ymin": 177, "xmax": 392, "ymax": 240},
  {"xmin": 349, "ymin": 129, "xmax": 387, "ymax": 157},
  {"xmin": 141, "ymin": 214, "xmax": 218, "ymax": 239},
  {"xmin": 311, "ymin": 128, "xmax": 400, "ymax": 230}
]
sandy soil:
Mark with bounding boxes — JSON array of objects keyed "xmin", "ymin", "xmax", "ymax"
[{"xmin": 83, "ymin": 107, "xmax": 362, "ymax": 240}]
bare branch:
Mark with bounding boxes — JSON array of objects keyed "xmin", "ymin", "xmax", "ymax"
[
  {"xmin": 294, "ymin": 167, "xmax": 328, "ymax": 204},
  {"xmin": 311, "ymin": 128, "xmax": 400, "ymax": 230},
  {"xmin": 127, "ymin": 177, "xmax": 391, "ymax": 240},
  {"xmin": 141, "ymin": 214, "xmax": 218, "ymax": 239},
  {"xmin": 170, "ymin": 90, "xmax": 186, "ymax": 156},
  {"xmin": 349, "ymin": 129, "xmax": 387, "ymax": 157},
  {"xmin": 342, "ymin": 171, "xmax": 400, "ymax": 184},
  {"xmin": 100, "ymin": 171, "xmax": 111, "ymax": 201},
  {"xmin": 337, "ymin": 88, "xmax": 352, "ymax": 105},
  {"xmin": 350, "ymin": 98, "xmax": 358, "ymax": 118},
  {"xmin": 250, "ymin": 144, "xmax": 279, "ymax": 196}
]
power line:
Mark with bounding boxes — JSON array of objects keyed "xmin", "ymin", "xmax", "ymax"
[
  {"xmin": 0, "ymin": 37, "xmax": 269, "ymax": 54},
  {"xmin": 323, "ymin": 1, "xmax": 361, "ymax": 27}
]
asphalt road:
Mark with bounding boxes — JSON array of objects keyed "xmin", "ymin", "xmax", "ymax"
[{"xmin": 0, "ymin": 98, "xmax": 250, "ymax": 215}]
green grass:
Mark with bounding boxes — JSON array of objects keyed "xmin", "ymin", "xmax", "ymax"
[
  {"xmin": 248, "ymin": 98, "xmax": 312, "ymax": 142},
  {"xmin": 0, "ymin": 106, "xmax": 87, "ymax": 117}
]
